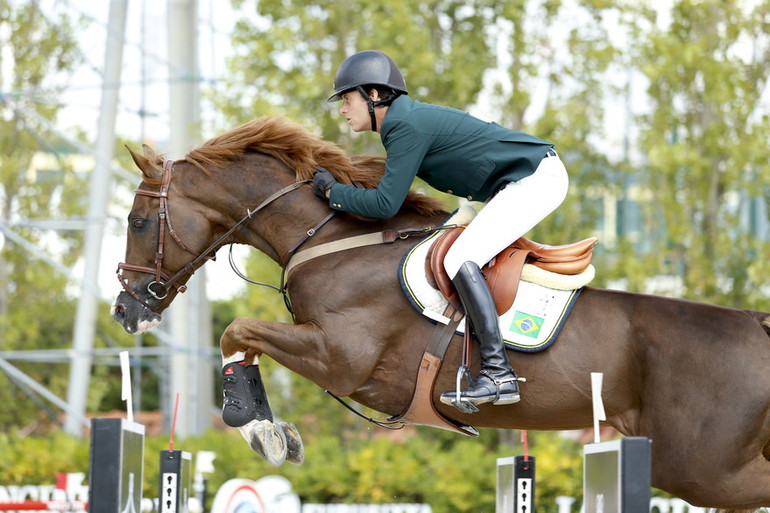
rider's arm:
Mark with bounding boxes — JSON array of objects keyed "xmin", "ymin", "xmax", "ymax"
[{"xmin": 327, "ymin": 121, "xmax": 430, "ymax": 218}]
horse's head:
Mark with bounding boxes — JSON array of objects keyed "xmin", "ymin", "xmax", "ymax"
[{"xmin": 111, "ymin": 145, "xmax": 216, "ymax": 334}]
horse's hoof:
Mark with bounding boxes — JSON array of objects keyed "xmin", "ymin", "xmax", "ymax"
[
  {"xmin": 238, "ymin": 419, "xmax": 287, "ymax": 467},
  {"xmin": 279, "ymin": 421, "xmax": 305, "ymax": 465}
]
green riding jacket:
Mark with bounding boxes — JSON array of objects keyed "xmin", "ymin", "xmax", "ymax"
[{"xmin": 327, "ymin": 95, "xmax": 554, "ymax": 219}]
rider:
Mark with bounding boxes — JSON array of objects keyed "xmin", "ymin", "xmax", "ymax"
[{"xmin": 315, "ymin": 50, "xmax": 569, "ymax": 408}]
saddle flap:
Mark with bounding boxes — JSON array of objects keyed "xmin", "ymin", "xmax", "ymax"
[
  {"xmin": 426, "ymin": 228, "xmax": 464, "ymax": 310},
  {"xmin": 426, "ymin": 228, "xmax": 598, "ymax": 314},
  {"xmin": 484, "ymin": 248, "xmax": 531, "ymax": 315}
]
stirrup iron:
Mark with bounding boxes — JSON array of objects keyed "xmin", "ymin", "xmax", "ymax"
[{"xmin": 450, "ymin": 365, "xmax": 479, "ymax": 414}]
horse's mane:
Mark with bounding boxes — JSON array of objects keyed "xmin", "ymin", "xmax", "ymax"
[{"xmin": 182, "ymin": 116, "xmax": 447, "ymax": 217}]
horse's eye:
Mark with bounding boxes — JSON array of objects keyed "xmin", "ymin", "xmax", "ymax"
[{"xmin": 131, "ymin": 218, "xmax": 146, "ymax": 230}]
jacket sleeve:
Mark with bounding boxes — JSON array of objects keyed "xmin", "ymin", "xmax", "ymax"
[{"xmin": 327, "ymin": 121, "xmax": 431, "ymax": 218}]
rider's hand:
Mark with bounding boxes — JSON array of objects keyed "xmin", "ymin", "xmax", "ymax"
[{"xmin": 313, "ymin": 166, "xmax": 337, "ymax": 199}]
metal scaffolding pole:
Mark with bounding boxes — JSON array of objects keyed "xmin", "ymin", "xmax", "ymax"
[
  {"xmin": 0, "ymin": 357, "xmax": 90, "ymax": 429},
  {"xmin": 64, "ymin": 0, "xmax": 128, "ymax": 436},
  {"xmin": 166, "ymin": 0, "xmax": 213, "ymax": 437}
]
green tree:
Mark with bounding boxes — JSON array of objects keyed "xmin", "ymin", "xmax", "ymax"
[
  {"xmin": 494, "ymin": 1, "xmax": 626, "ymax": 248},
  {"xmin": 200, "ymin": 5, "xmax": 769, "ymax": 507},
  {"xmin": 623, "ymin": 0, "xmax": 770, "ymax": 307},
  {"xmin": 0, "ymin": 1, "xmax": 87, "ymax": 430},
  {"xmin": 0, "ymin": 2, "xmax": 146, "ymax": 429},
  {"xmin": 218, "ymin": 0, "xmax": 500, "ymax": 151}
]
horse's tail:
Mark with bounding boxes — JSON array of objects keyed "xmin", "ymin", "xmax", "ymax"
[{"xmin": 744, "ymin": 310, "xmax": 770, "ymax": 337}]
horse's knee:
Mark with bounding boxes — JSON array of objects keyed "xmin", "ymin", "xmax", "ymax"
[{"xmin": 220, "ymin": 318, "xmax": 253, "ymax": 356}]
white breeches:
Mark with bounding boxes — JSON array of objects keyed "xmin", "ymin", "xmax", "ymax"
[{"xmin": 443, "ymin": 153, "xmax": 569, "ymax": 279}]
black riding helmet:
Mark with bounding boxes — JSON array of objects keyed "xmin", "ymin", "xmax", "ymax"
[{"xmin": 327, "ymin": 50, "xmax": 408, "ymax": 131}]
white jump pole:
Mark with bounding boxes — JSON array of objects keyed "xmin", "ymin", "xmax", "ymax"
[{"xmin": 591, "ymin": 372, "xmax": 606, "ymax": 443}]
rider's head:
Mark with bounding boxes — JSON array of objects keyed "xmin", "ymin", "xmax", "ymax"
[{"xmin": 327, "ymin": 50, "xmax": 408, "ymax": 132}]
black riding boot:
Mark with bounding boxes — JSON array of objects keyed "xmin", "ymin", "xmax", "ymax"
[{"xmin": 440, "ymin": 261, "xmax": 521, "ymax": 407}]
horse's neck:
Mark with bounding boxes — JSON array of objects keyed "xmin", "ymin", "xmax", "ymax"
[
  {"xmin": 189, "ymin": 155, "xmax": 447, "ymax": 264},
  {"xmin": 175, "ymin": 158, "xmax": 305, "ymax": 263},
  {"xmin": 236, "ymin": 195, "xmax": 328, "ymax": 264}
]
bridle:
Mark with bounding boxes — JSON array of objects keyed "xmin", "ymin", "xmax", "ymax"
[{"xmin": 116, "ymin": 160, "xmax": 311, "ymax": 314}]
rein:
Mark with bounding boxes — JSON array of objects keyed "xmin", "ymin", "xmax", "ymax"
[
  {"xmin": 228, "ymin": 209, "xmax": 338, "ymax": 314},
  {"xmin": 116, "ymin": 159, "xmax": 310, "ymax": 313}
]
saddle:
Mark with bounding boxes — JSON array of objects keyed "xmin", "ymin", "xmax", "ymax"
[
  {"xmin": 426, "ymin": 227, "xmax": 598, "ymax": 314},
  {"xmin": 389, "ymin": 226, "xmax": 598, "ymax": 436}
]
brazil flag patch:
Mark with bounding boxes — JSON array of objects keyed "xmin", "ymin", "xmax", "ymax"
[{"xmin": 510, "ymin": 311, "xmax": 544, "ymax": 338}]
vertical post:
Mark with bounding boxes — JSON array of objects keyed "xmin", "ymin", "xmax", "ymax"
[
  {"xmin": 513, "ymin": 455, "xmax": 535, "ymax": 513},
  {"xmin": 65, "ymin": 0, "xmax": 128, "ymax": 436},
  {"xmin": 88, "ymin": 418, "xmax": 145, "ymax": 512},
  {"xmin": 159, "ymin": 450, "xmax": 192, "ymax": 513},
  {"xmin": 167, "ymin": 0, "xmax": 212, "ymax": 437},
  {"xmin": 193, "ymin": 451, "xmax": 216, "ymax": 513},
  {"xmin": 583, "ymin": 437, "xmax": 651, "ymax": 513},
  {"xmin": 497, "ymin": 455, "xmax": 536, "ymax": 513}
]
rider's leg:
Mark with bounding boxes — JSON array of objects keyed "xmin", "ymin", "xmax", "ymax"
[
  {"xmin": 441, "ymin": 152, "xmax": 568, "ymax": 407},
  {"xmin": 441, "ymin": 260, "xmax": 521, "ymax": 405},
  {"xmin": 443, "ymin": 153, "xmax": 568, "ymax": 278}
]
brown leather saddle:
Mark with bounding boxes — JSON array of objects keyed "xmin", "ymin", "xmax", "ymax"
[
  {"xmin": 426, "ymin": 227, "xmax": 598, "ymax": 314},
  {"xmin": 388, "ymin": 227, "xmax": 597, "ymax": 435}
]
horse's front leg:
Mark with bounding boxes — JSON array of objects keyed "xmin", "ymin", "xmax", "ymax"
[{"xmin": 219, "ymin": 317, "xmax": 325, "ymax": 467}]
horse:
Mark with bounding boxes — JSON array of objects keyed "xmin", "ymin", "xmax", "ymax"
[{"xmin": 110, "ymin": 115, "xmax": 770, "ymax": 511}]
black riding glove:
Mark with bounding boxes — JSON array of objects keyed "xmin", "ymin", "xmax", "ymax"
[{"xmin": 313, "ymin": 166, "xmax": 337, "ymax": 199}]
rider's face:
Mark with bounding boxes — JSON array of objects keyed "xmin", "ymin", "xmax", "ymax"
[{"xmin": 339, "ymin": 90, "xmax": 376, "ymax": 132}]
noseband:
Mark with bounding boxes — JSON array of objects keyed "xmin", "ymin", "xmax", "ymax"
[{"xmin": 117, "ymin": 160, "xmax": 310, "ymax": 314}]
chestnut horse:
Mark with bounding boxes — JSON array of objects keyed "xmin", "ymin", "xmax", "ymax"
[{"xmin": 111, "ymin": 116, "xmax": 770, "ymax": 511}]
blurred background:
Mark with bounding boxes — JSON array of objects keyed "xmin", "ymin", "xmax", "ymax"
[{"xmin": 1, "ymin": 0, "xmax": 768, "ymax": 511}]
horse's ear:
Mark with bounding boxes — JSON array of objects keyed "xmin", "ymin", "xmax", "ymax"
[
  {"xmin": 126, "ymin": 144, "xmax": 162, "ymax": 181},
  {"xmin": 141, "ymin": 144, "xmax": 159, "ymax": 162}
]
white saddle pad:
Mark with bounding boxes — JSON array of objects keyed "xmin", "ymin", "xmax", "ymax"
[{"xmin": 398, "ymin": 215, "xmax": 593, "ymax": 352}]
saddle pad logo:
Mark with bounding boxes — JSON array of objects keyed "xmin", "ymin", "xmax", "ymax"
[{"xmin": 511, "ymin": 311, "xmax": 544, "ymax": 338}]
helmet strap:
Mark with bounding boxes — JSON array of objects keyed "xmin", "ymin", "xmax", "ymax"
[
  {"xmin": 356, "ymin": 86, "xmax": 378, "ymax": 131},
  {"xmin": 357, "ymin": 86, "xmax": 394, "ymax": 132}
]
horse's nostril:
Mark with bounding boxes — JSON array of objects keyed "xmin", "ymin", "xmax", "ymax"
[{"xmin": 112, "ymin": 303, "xmax": 126, "ymax": 319}]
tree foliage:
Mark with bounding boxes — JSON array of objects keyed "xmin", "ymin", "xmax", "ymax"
[
  {"xmin": 0, "ymin": 0, "xmax": 86, "ymax": 430},
  {"xmin": 618, "ymin": 0, "xmax": 770, "ymax": 307},
  {"xmin": 0, "ymin": 2, "xmax": 146, "ymax": 431},
  {"xmin": 218, "ymin": 0, "xmax": 500, "ymax": 152},
  {"xmin": 198, "ymin": 3, "xmax": 770, "ymax": 495},
  {"xmin": 0, "ymin": 428, "xmax": 583, "ymax": 513}
]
